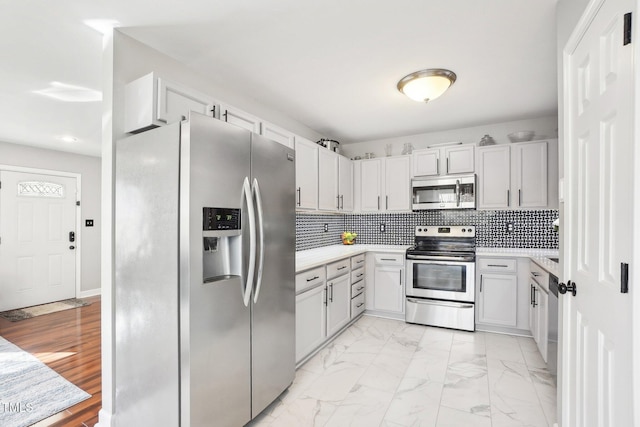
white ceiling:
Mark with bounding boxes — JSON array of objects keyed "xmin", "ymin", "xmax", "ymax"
[{"xmin": 1, "ymin": 0, "xmax": 558, "ymax": 157}]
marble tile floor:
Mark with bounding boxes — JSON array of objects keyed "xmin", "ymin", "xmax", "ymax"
[{"xmin": 247, "ymin": 315, "xmax": 557, "ymax": 427}]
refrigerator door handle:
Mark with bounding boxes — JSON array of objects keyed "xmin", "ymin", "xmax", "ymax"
[
  {"xmin": 252, "ymin": 178, "xmax": 265, "ymax": 304},
  {"xmin": 242, "ymin": 177, "xmax": 256, "ymax": 307}
]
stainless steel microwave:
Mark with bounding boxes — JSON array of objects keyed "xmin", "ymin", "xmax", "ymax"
[{"xmin": 411, "ymin": 174, "xmax": 476, "ymax": 210}]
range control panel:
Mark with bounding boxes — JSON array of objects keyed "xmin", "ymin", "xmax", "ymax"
[
  {"xmin": 203, "ymin": 207, "xmax": 241, "ymax": 231},
  {"xmin": 415, "ymin": 225, "xmax": 475, "ymax": 237}
]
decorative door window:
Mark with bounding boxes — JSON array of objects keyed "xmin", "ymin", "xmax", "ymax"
[{"xmin": 17, "ymin": 181, "xmax": 65, "ymax": 198}]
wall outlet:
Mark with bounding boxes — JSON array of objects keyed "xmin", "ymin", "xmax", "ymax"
[
  {"xmin": 380, "ymin": 223, "xmax": 386, "ymax": 233},
  {"xmin": 85, "ymin": 219, "xmax": 94, "ymax": 227},
  {"xmin": 324, "ymin": 223, "xmax": 329, "ymax": 232},
  {"xmin": 506, "ymin": 222, "xmax": 515, "ymax": 233}
]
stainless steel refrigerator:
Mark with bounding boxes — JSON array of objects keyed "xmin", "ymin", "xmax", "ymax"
[{"xmin": 114, "ymin": 112, "xmax": 295, "ymax": 427}]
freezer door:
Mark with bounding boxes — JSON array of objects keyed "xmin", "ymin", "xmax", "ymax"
[
  {"xmin": 180, "ymin": 113, "xmax": 252, "ymax": 427},
  {"xmin": 250, "ymin": 133, "xmax": 296, "ymax": 417}
]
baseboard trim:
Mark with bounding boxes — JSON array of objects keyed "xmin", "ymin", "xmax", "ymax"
[
  {"xmin": 94, "ymin": 409, "xmax": 113, "ymax": 427},
  {"xmin": 79, "ymin": 288, "xmax": 101, "ymax": 299}
]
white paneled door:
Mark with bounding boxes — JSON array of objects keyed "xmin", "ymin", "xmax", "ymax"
[
  {"xmin": 563, "ymin": 0, "xmax": 634, "ymax": 425},
  {"xmin": 0, "ymin": 171, "xmax": 77, "ymax": 311}
]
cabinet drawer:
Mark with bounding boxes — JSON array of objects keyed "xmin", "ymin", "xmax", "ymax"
[
  {"xmin": 327, "ymin": 258, "xmax": 350, "ymax": 279},
  {"xmin": 374, "ymin": 253, "xmax": 404, "ymax": 266},
  {"xmin": 351, "ymin": 254, "xmax": 366, "ymax": 269},
  {"xmin": 351, "ymin": 268, "xmax": 366, "ymax": 284},
  {"xmin": 351, "ymin": 292, "xmax": 365, "ymax": 318},
  {"xmin": 477, "ymin": 258, "xmax": 517, "ymax": 273},
  {"xmin": 351, "ymin": 280, "xmax": 366, "ymax": 299},
  {"xmin": 295, "ymin": 267, "xmax": 326, "ymax": 294}
]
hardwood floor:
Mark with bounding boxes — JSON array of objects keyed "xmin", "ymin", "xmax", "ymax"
[{"xmin": 0, "ymin": 296, "xmax": 102, "ymax": 427}]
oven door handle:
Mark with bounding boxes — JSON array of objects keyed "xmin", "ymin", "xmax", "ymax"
[
  {"xmin": 406, "ymin": 298, "xmax": 474, "ymax": 309},
  {"xmin": 406, "ymin": 254, "xmax": 475, "ymax": 263}
]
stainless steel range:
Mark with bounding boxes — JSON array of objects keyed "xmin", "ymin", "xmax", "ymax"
[{"xmin": 405, "ymin": 225, "xmax": 476, "ymax": 331}]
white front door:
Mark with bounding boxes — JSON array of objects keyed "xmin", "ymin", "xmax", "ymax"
[
  {"xmin": 0, "ymin": 171, "xmax": 77, "ymax": 311},
  {"xmin": 563, "ymin": 0, "xmax": 634, "ymax": 425}
]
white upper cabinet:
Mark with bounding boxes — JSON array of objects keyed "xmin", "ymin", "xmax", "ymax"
[
  {"xmin": 512, "ymin": 141, "xmax": 548, "ymax": 208},
  {"xmin": 412, "ymin": 144, "xmax": 474, "ymax": 177},
  {"xmin": 294, "ymin": 137, "xmax": 319, "ymax": 210},
  {"xmin": 384, "ymin": 156, "xmax": 411, "ymax": 211},
  {"xmin": 125, "ymin": 72, "xmax": 216, "ymax": 133},
  {"xmin": 219, "ymin": 103, "xmax": 261, "ymax": 133},
  {"xmin": 476, "ymin": 140, "xmax": 557, "ymax": 210},
  {"xmin": 261, "ymin": 121, "xmax": 295, "ymax": 149},
  {"xmin": 445, "ymin": 145, "xmax": 475, "ymax": 174},
  {"xmin": 476, "ymin": 145, "xmax": 511, "ymax": 209},
  {"xmin": 360, "ymin": 159, "xmax": 384, "ymax": 212},
  {"xmin": 412, "ymin": 148, "xmax": 440, "ymax": 176},
  {"xmin": 358, "ymin": 156, "xmax": 410, "ymax": 213},
  {"xmin": 318, "ymin": 149, "xmax": 339, "ymax": 211},
  {"xmin": 338, "ymin": 156, "xmax": 354, "ymax": 212}
]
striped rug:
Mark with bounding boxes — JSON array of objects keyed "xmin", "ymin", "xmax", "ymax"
[{"xmin": 0, "ymin": 336, "xmax": 91, "ymax": 427}]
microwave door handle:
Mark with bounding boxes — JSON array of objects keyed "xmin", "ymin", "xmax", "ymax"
[{"xmin": 456, "ymin": 179, "xmax": 460, "ymax": 207}]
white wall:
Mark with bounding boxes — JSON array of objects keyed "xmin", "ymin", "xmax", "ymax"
[
  {"xmin": 340, "ymin": 115, "xmax": 558, "ymax": 159},
  {"xmin": 0, "ymin": 140, "xmax": 101, "ymax": 294}
]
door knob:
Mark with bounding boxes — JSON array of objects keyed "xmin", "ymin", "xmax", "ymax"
[
  {"xmin": 559, "ymin": 280, "xmax": 577, "ymax": 296},
  {"xmin": 69, "ymin": 245, "xmax": 75, "ymax": 250}
]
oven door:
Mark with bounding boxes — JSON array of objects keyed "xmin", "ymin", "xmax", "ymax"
[{"xmin": 405, "ymin": 258, "xmax": 475, "ymax": 302}]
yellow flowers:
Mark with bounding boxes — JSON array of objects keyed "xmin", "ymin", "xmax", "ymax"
[{"xmin": 342, "ymin": 231, "xmax": 357, "ymax": 245}]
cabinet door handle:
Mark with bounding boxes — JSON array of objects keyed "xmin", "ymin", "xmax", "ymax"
[
  {"xmin": 377, "ymin": 196, "xmax": 380, "ymax": 210},
  {"xmin": 480, "ymin": 275, "xmax": 483, "ymax": 292},
  {"xmin": 446, "ymin": 157, "xmax": 450, "ymax": 174},
  {"xmin": 340, "ymin": 195, "xmax": 344, "ymax": 209},
  {"xmin": 399, "ymin": 269, "xmax": 403, "ymax": 285},
  {"xmin": 296, "ymin": 187, "xmax": 301, "ymax": 206},
  {"xmin": 329, "ymin": 283, "xmax": 334, "ymax": 302},
  {"xmin": 518, "ymin": 189, "xmax": 522, "ymax": 206},
  {"xmin": 436, "ymin": 158, "xmax": 440, "ymax": 175},
  {"xmin": 530, "ymin": 284, "xmax": 534, "ymax": 305},
  {"xmin": 386, "ymin": 195, "xmax": 389, "ymax": 210},
  {"xmin": 532, "ymin": 286, "xmax": 538, "ymax": 307},
  {"xmin": 337, "ymin": 195, "xmax": 340, "ymax": 209},
  {"xmin": 324, "ymin": 287, "xmax": 328, "ymax": 306},
  {"xmin": 507, "ymin": 189, "xmax": 510, "ymax": 207}
]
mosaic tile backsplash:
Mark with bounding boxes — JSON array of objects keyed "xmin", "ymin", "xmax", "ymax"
[{"xmin": 296, "ymin": 210, "xmax": 559, "ymax": 251}]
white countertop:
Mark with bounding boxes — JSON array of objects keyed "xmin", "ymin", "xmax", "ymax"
[
  {"xmin": 476, "ymin": 247, "xmax": 560, "ymax": 277},
  {"xmin": 296, "ymin": 245, "xmax": 409, "ymax": 272}
]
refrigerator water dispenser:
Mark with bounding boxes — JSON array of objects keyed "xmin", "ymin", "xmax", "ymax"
[{"xmin": 202, "ymin": 207, "xmax": 242, "ymax": 283}]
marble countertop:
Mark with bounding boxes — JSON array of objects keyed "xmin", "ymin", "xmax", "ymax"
[
  {"xmin": 476, "ymin": 247, "xmax": 560, "ymax": 277},
  {"xmin": 296, "ymin": 245, "xmax": 409, "ymax": 272}
]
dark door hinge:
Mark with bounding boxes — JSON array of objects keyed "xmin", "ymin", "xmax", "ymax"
[
  {"xmin": 76, "ymin": 201, "xmax": 80, "ymax": 206},
  {"xmin": 621, "ymin": 262, "xmax": 629, "ymax": 293},
  {"xmin": 624, "ymin": 12, "xmax": 632, "ymax": 45}
]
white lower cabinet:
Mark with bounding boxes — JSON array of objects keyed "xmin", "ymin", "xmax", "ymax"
[
  {"xmin": 295, "ymin": 256, "xmax": 359, "ymax": 364},
  {"xmin": 366, "ymin": 253, "xmax": 405, "ymax": 318},
  {"xmin": 478, "ymin": 273, "xmax": 517, "ymax": 326},
  {"xmin": 326, "ymin": 273, "xmax": 351, "ymax": 337},
  {"xmin": 295, "ymin": 284, "xmax": 326, "ymax": 362},
  {"xmin": 529, "ymin": 261, "xmax": 549, "ymax": 362}
]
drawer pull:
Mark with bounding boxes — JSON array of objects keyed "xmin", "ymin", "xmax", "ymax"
[
  {"xmin": 356, "ymin": 303, "xmax": 364, "ymax": 308},
  {"xmin": 356, "ymin": 273, "xmax": 364, "ymax": 278},
  {"xmin": 487, "ymin": 264, "xmax": 508, "ymax": 268},
  {"xmin": 337, "ymin": 266, "xmax": 347, "ymax": 270},
  {"xmin": 357, "ymin": 286, "xmax": 364, "ymax": 291},
  {"xmin": 356, "ymin": 259, "xmax": 364, "ymax": 264},
  {"xmin": 381, "ymin": 258, "xmax": 397, "ymax": 261},
  {"xmin": 306, "ymin": 276, "xmax": 320, "ymax": 282}
]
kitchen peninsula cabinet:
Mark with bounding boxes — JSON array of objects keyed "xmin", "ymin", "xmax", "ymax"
[
  {"xmin": 476, "ymin": 139, "xmax": 558, "ymax": 210},
  {"xmin": 294, "ymin": 137, "xmax": 319, "ymax": 210},
  {"xmin": 412, "ymin": 144, "xmax": 474, "ymax": 177}
]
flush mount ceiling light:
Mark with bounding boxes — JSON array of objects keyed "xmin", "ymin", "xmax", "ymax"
[{"xmin": 397, "ymin": 69, "xmax": 457, "ymax": 103}]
